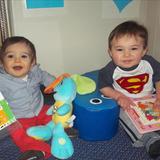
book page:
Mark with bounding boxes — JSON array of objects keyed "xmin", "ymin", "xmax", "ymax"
[
  {"xmin": 125, "ymin": 95, "xmax": 160, "ymax": 134},
  {"xmin": 132, "ymin": 96, "xmax": 160, "ymax": 125},
  {"xmin": 0, "ymin": 92, "xmax": 21, "ymax": 139}
]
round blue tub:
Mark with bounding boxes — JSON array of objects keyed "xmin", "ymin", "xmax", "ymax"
[{"xmin": 73, "ymin": 71, "xmax": 120, "ymax": 141}]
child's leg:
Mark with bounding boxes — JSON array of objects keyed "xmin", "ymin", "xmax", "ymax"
[
  {"xmin": 120, "ymin": 109, "xmax": 160, "ymax": 158},
  {"xmin": 119, "ymin": 108, "xmax": 144, "ymax": 146},
  {"xmin": 143, "ymin": 132, "xmax": 160, "ymax": 159},
  {"xmin": 36, "ymin": 104, "xmax": 52, "ymax": 125},
  {"xmin": 10, "ymin": 105, "xmax": 52, "ymax": 159}
]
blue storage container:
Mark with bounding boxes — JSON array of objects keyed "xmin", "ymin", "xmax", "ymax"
[{"xmin": 73, "ymin": 71, "xmax": 120, "ymax": 141}]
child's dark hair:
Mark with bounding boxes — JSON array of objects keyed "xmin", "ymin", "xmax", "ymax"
[
  {"xmin": 108, "ymin": 21, "xmax": 148, "ymax": 49},
  {"xmin": 0, "ymin": 36, "xmax": 36, "ymax": 63}
]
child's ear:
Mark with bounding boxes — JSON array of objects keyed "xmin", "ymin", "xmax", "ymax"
[
  {"xmin": 142, "ymin": 47, "xmax": 148, "ymax": 57},
  {"xmin": 31, "ymin": 59, "xmax": 36, "ymax": 67},
  {"xmin": 108, "ymin": 49, "xmax": 112, "ymax": 57}
]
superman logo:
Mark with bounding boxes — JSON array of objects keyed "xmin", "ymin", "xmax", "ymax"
[{"xmin": 116, "ymin": 73, "xmax": 149, "ymax": 94}]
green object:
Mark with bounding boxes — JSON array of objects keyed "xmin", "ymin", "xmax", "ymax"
[
  {"xmin": 71, "ymin": 74, "xmax": 96, "ymax": 95},
  {"xmin": 0, "ymin": 100, "xmax": 15, "ymax": 120},
  {"xmin": 0, "ymin": 95, "xmax": 16, "ymax": 131}
]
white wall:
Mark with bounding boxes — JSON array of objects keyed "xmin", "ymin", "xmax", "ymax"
[
  {"xmin": 9, "ymin": 0, "xmax": 148, "ymax": 75},
  {"xmin": 144, "ymin": 1, "xmax": 160, "ymax": 61}
]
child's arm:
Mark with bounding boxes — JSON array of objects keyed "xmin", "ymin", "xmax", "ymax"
[{"xmin": 100, "ymin": 86, "xmax": 134, "ymax": 110}]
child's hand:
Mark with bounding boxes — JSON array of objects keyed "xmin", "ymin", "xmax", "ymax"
[
  {"xmin": 153, "ymin": 98, "xmax": 160, "ymax": 112},
  {"xmin": 117, "ymin": 95, "xmax": 135, "ymax": 110}
]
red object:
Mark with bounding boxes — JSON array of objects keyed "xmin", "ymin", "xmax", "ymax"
[
  {"xmin": 9, "ymin": 105, "xmax": 52, "ymax": 159},
  {"xmin": 146, "ymin": 114, "xmax": 154, "ymax": 121},
  {"xmin": 116, "ymin": 73, "xmax": 149, "ymax": 94},
  {"xmin": 44, "ymin": 73, "xmax": 70, "ymax": 94}
]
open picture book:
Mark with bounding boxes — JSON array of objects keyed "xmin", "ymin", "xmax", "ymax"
[
  {"xmin": 0, "ymin": 92, "xmax": 17, "ymax": 131},
  {"xmin": 125, "ymin": 95, "xmax": 160, "ymax": 134},
  {"xmin": 0, "ymin": 92, "xmax": 22, "ymax": 140}
]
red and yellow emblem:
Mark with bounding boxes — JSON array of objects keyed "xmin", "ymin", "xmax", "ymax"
[{"xmin": 116, "ymin": 73, "xmax": 149, "ymax": 94}]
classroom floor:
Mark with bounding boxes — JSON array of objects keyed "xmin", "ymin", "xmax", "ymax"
[{"xmin": 0, "ymin": 124, "xmax": 158, "ymax": 160}]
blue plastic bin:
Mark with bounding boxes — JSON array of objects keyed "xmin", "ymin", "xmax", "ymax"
[{"xmin": 73, "ymin": 71, "xmax": 120, "ymax": 141}]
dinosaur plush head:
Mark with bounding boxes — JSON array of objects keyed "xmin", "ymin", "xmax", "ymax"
[
  {"xmin": 44, "ymin": 73, "xmax": 77, "ymax": 103},
  {"xmin": 54, "ymin": 77, "xmax": 77, "ymax": 103}
]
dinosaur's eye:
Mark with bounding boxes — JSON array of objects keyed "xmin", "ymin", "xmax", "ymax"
[{"xmin": 60, "ymin": 81, "xmax": 63, "ymax": 85}]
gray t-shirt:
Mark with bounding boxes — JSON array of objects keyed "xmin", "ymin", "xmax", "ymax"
[{"xmin": 0, "ymin": 64, "xmax": 55, "ymax": 118}]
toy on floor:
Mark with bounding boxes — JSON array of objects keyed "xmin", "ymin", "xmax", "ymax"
[
  {"xmin": 27, "ymin": 73, "xmax": 96, "ymax": 159},
  {"xmin": 27, "ymin": 73, "xmax": 76, "ymax": 159}
]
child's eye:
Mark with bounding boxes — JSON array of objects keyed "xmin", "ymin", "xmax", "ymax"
[
  {"xmin": 21, "ymin": 54, "xmax": 29, "ymax": 59},
  {"xmin": 116, "ymin": 48, "xmax": 123, "ymax": 51},
  {"xmin": 6, "ymin": 54, "xmax": 14, "ymax": 58},
  {"xmin": 131, "ymin": 47, "xmax": 138, "ymax": 51}
]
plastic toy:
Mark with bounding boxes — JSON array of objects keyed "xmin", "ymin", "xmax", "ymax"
[
  {"xmin": 27, "ymin": 73, "xmax": 77, "ymax": 159},
  {"xmin": 27, "ymin": 73, "xmax": 96, "ymax": 159}
]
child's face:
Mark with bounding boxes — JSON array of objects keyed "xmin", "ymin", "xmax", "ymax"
[
  {"xmin": 109, "ymin": 35, "xmax": 147, "ymax": 68},
  {"xmin": 2, "ymin": 42, "xmax": 35, "ymax": 78}
]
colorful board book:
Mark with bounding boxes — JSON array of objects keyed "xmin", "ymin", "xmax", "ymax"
[
  {"xmin": 125, "ymin": 95, "xmax": 160, "ymax": 134},
  {"xmin": 0, "ymin": 92, "xmax": 16, "ymax": 131}
]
